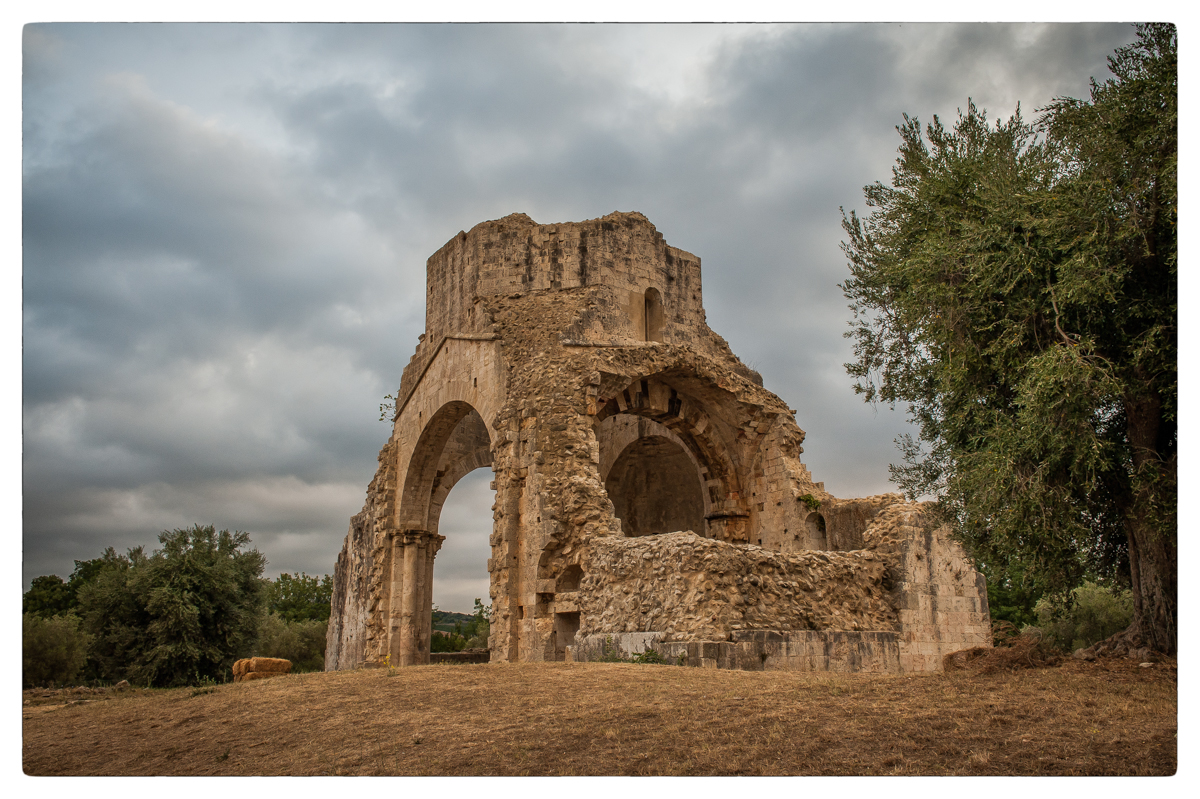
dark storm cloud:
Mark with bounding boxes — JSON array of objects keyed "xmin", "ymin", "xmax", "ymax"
[{"xmin": 22, "ymin": 22, "xmax": 1139, "ymax": 611}]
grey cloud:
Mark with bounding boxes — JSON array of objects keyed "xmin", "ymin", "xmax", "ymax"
[{"xmin": 23, "ymin": 23, "xmax": 1141, "ymax": 609}]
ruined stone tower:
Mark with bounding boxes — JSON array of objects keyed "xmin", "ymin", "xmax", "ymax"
[{"xmin": 326, "ymin": 211, "xmax": 991, "ymax": 673}]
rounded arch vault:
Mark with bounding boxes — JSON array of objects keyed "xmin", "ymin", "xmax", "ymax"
[{"xmin": 384, "ymin": 398, "xmax": 496, "ymax": 667}]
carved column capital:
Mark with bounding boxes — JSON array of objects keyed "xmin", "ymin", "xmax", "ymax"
[{"xmin": 387, "ymin": 529, "xmax": 446, "ymax": 562}]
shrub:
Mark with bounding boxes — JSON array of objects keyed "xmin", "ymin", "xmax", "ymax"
[
  {"xmin": 598, "ymin": 636, "xmax": 629, "ymax": 662},
  {"xmin": 463, "ymin": 598, "xmax": 491, "ymax": 648},
  {"xmin": 77, "ymin": 525, "xmax": 266, "ymax": 687},
  {"xmin": 431, "ymin": 630, "xmax": 466, "ymax": 653},
  {"xmin": 255, "ymin": 613, "xmax": 328, "ymax": 672},
  {"xmin": 23, "ymin": 613, "xmax": 91, "ymax": 688},
  {"xmin": 1033, "ymin": 581, "xmax": 1134, "ymax": 652}
]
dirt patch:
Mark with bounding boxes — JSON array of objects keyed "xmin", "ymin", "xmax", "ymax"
[{"xmin": 23, "ymin": 660, "xmax": 1176, "ymax": 776}]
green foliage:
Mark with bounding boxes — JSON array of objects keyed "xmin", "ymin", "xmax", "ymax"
[
  {"xmin": 431, "ymin": 609, "xmax": 474, "ymax": 632},
  {"xmin": 23, "ymin": 576, "xmax": 73, "ymax": 618},
  {"xmin": 431, "ymin": 630, "xmax": 465, "ymax": 653},
  {"xmin": 23, "ymin": 556, "xmax": 112, "ymax": 619},
  {"xmin": 76, "ymin": 525, "xmax": 266, "ymax": 687},
  {"xmin": 379, "ymin": 393, "xmax": 397, "ymax": 422},
  {"xmin": 598, "ymin": 636, "xmax": 629, "ymax": 663},
  {"xmin": 256, "ymin": 612, "xmax": 328, "ymax": 672},
  {"xmin": 798, "ymin": 494, "xmax": 821, "ymax": 512},
  {"xmin": 464, "ymin": 598, "xmax": 491, "ymax": 649},
  {"xmin": 983, "ymin": 568, "xmax": 1042, "ymax": 630},
  {"xmin": 1033, "ymin": 581, "xmax": 1135, "ymax": 652},
  {"xmin": 840, "ymin": 25, "xmax": 1175, "ymax": 650},
  {"xmin": 594, "ymin": 640, "xmax": 674, "ymax": 665},
  {"xmin": 631, "ymin": 647, "xmax": 666, "ymax": 665},
  {"xmin": 23, "ymin": 613, "xmax": 91, "ymax": 687},
  {"xmin": 74, "ymin": 546, "xmax": 153, "ymax": 682},
  {"xmin": 266, "ymin": 572, "xmax": 333, "ymax": 623},
  {"xmin": 430, "ymin": 599, "xmax": 491, "ymax": 652}
]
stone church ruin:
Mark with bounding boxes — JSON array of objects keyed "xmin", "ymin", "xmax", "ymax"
[{"xmin": 326, "ymin": 211, "xmax": 991, "ymax": 673}]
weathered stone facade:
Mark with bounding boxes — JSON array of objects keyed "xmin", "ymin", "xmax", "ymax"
[{"xmin": 326, "ymin": 212, "xmax": 991, "ymax": 673}]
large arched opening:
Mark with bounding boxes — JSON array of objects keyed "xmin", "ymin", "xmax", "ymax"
[
  {"xmin": 391, "ymin": 400, "xmax": 494, "ymax": 665},
  {"xmin": 430, "ymin": 469, "xmax": 494, "ymax": 652}
]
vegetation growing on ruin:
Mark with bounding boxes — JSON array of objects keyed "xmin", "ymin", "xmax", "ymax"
[{"xmin": 841, "ymin": 24, "xmax": 1176, "ymax": 653}]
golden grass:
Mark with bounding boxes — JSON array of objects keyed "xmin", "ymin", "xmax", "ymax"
[{"xmin": 22, "ymin": 658, "xmax": 1176, "ymax": 776}]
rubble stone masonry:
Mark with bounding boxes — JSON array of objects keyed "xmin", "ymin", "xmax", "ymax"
[{"xmin": 327, "ymin": 212, "xmax": 990, "ymax": 673}]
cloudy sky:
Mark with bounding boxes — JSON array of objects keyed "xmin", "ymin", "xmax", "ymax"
[{"xmin": 21, "ymin": 20, "xmax": 1143, "ymax": 612}]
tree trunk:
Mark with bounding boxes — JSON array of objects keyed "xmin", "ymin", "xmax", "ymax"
[{"xmin": 1122, "ymin": 393, "xmax": 1177, "ymax": 655}]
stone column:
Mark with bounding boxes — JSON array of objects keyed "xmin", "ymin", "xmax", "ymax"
[
  {"xmin": 385, "ymin": 530, "xmax": 406, "ymax": 667},
  {"xmin": 388, "ymin": 529, "xmax": 445, "ymax": 667},
  {"xmin": 416, "ymin": 531, "xmax": 443, "ymax": 664}
]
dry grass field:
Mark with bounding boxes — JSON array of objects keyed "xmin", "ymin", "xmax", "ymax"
[{"xmin": 22, "ymin": 658, "xmax": 1175, "ymax": 776}]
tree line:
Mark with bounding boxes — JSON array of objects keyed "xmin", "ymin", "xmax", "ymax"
[{"xmin": 23, "ymin": 524, "xmax": 333, "ymax": 688}]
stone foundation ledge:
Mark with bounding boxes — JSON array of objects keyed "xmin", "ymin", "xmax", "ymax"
[
  {"xmin": 429, "ymin": 649, "xmax": 491, "ymax": 665},
  {"xmin": 568, "ymin": 630, "xmax": 901, "ymax": 673}
]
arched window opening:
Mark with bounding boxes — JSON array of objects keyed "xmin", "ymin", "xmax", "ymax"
[
  {"xmin": 605, "ymin": 435, "xmax": 704, "ymax": 536},
  {"xmin": 805, "ymin": 511, "xmax": 828, "ymax": 550},
  {"xmin": 644, "ymin": 287, "xmax": 664, "ymax": 342}
]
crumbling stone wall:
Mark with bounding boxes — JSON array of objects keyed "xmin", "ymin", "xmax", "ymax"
[
  {"xmin": 327, "ymin": 211, "xmax": 991, "ymax": 673},
  {"xmin": 577, "ymin": 531, "xmax": 896, "ymax": 639},
  {"xmin": 861, "ymin": 504, "xmax": 993, "ymax": 671}
]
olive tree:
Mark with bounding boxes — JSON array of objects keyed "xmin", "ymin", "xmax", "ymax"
[{"xmin": 840, "ymin": 25, "xmax": 1175, "ymax": 653}]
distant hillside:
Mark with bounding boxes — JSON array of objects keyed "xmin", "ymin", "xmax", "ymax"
[{"xmin": 432, "ymin": 610, "xmax": 474, "ymax": 633}]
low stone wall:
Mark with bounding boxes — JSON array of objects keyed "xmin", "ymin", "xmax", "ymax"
[
  {"xmin": 569, "ymin": 630, "xmax": 900, "ymax": 673},
  {"xmin": 429, "ymin": 649, "xmax": 490, "ymax": 665}
]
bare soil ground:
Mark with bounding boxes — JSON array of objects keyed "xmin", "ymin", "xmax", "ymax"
[{"xmin": 22, "ymin": 658, "xmax": 1176, "ymax": 776}]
